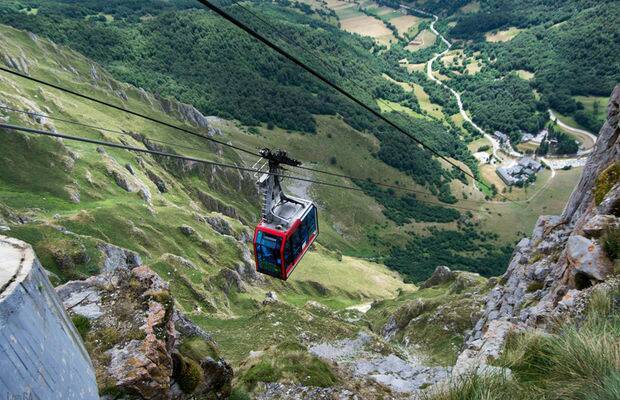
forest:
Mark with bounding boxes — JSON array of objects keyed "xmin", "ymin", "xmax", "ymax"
[
  {"xmin": 0, "ymin": 0, "xmax": 483, "ymax": 195},
  {"xmin": 357, "ymin": 181, "xmax": 460, "ymax": 225},
  {"xmin": 386, "ymin": 226, "xmax": 513, "ymax": 282},
  {"xmin": 454, "ymin": 74, "xmax": 546, "ymax": 142},
  {"xmin": 449, "ymin": 0, "xmax": 619, "ymax": 133}
]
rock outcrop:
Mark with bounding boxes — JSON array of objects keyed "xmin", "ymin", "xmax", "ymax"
[
  {"xmin": 56, "ymin": 243, "xmax": 233, "ymax": 399},
  {"xmin": 455, "ymin": 85, "xmax": 620, "ymax": 374}
]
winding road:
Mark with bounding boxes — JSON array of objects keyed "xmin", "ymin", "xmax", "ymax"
[
  {"xmin": 403, "ymin": 6, "xmax": 514, "ymax": 162},
  {"xmin": 401, "ymin": 5, "xmax": 595, "ymax": 172}
]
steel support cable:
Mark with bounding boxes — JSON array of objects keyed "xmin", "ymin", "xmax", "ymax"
[
  {"xmin": 0, "ymin": 105, "xmax": 222, "ymax": 156},
  {"xmin": 0, "ymin": 105, "xmax": 492, "ymax": 205},
  {"xmin": 226, "ymin": 0, "xmax": 443, "ymax": 135},
  {"xmin": 0, "ymin": 123, "xmax": 497, "ymax": 215},
  {"xmin": 0, "ymin": 66, "xmax": 260, "ymax": 158},
  {"xmin": 197, "ymin": 1, "xmax": 496, "ymax": 206},
  {"xmin": 193, "ymin": 0, "xmax": 516, "ymax": 206}
]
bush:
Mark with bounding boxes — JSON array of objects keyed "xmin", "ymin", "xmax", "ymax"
[
  {"xmin": 71, "ymin": 315, "xmax": 91, "ymax": 339},
  {"xmin": 98, "ymin": 327, "xmax": 120, "ymax": 350},
  {"xmin": 176, "ymin": 355, "xmax": 203, "ymax": 394},
  {"xmin": 424, "ymin": 285, "xmax": 620, "ymax": 400},
  {"xmin": 229, "ymin": 387, "xmax": 252, "ymax": 400},
  {"xmin": 593, "ymin": 162, "xmax": 620, "ymax": 204},
  {"xmin": 601, "ymin": 228, "xmax": 620, "ymax": 260},
  {"xmin": 239, "ymin": 341, "xmax": 337, "ymax": 390}
]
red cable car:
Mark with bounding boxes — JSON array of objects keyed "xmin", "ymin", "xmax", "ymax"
[{"xmin": 253, "ymin": 149, "xmax": 319, "ymax": 280}]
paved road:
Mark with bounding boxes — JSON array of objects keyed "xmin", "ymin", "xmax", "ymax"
[
  {"xmin": 404, "ymin": 5, "xmax": 514, "ymax": 162},
  {"xmin": 401, "ymin": 5, "xmax": 595, "ymax": 172},
  {"xmin": 548, "ymin": 109, "xmax": 596, "ymax": 156}
]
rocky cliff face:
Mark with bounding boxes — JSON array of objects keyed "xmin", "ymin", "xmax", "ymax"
[
  {"xmin": 455, "ymin": 85, "xmax": 620, "ymax": 374},
  {"xmin": 56, "ymin": 243, "xmax": 233, "ymax": 399}
]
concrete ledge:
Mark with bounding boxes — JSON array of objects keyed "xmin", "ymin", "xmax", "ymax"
[{"xmin": 0, "ymin": 235, "xmax": 99, "ymax": 399}]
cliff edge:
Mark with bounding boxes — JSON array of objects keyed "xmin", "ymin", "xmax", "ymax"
[{"xmin": 455, "ymin": 85, "xmax": 620, "ymax": 373}]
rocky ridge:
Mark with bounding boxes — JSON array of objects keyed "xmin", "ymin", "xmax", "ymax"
[
  {"xmin": 455, "ymin": 85, "xmax": 620, "ymax": 374},
  {"xmin": 56, "ymin": 242, "xmax": 233, "ymax": 400}
]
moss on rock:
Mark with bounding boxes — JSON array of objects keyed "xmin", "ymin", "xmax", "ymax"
[{"xmin": 594, "ymin": 162, "xmax": 620, "ymax": 205}]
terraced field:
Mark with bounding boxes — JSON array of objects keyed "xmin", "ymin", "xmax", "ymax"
[{"xmin": 405, "ymin": 29, "xmax": 436, "ymax": 51}]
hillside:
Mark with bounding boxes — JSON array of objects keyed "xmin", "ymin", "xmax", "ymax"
[
  {"xmin": 0, "ymin": 0, "xmax": 618, "ymax": 398},
  {"xmin": 0, "ymin": 0, "xmax": 552, "ymax": 283},
  {"xmin": 0, "ymin": 22, "xmax": 445, "ymax": 398}
]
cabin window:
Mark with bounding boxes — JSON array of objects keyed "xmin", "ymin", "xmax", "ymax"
[
  {"xmin": 284, "ymin": 207, "xmax": 318, "ymax": 268},
  {"xmin": 256, "ymin": 231, "xmax": 282, "ymax": 275}
]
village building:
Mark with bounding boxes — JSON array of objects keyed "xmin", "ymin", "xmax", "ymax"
[
  {"xmin": 496, "ymin": 157, "xmax": 543, "ymax": 186},
  {"xmin": 494, "ymin": 131, "xmax": 509, "ymax": 143},
  {"xmin": 521, "ymin": 133, "xmax": 535, "ymax": 142}
]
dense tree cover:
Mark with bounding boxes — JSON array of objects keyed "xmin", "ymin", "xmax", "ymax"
[
  {"xmin": 357, "ymin": 181, "xmax": 460, "ymax": 224},
  {"xmin": 536, "ymin": 126, "xmax": 579, "ymax": 156},
  {"xmin": 453, "ymin": 74, "xmax": 545, "ymax": 142},
  {"xmin": 573, "ymin": 109, "xmax": 603, "ymax": 134},
  {"xmin": 400, "ymin": 0, "xmax": 471, "ymax": 16},
  {"xmin": 372, "ymin": 111, "xmax": 477, "ymax": 189},
  {"xmin": 449, "ymin": 1, "xmax": 619, "ymax": 127},
  {"xmin": 0, "ymin": 0, "xmax": 402, "ymax": 134},
  {"xmin": 386, "ymin": 226, "xmax": 513, "ymax": 282}
]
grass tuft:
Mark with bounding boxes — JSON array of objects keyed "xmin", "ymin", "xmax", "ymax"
[
  {"xmin": 601, "ymin": 227, "xmax": 620, "ymax": 260},
  {"xmin": 238, "ymin": 341, "xmax": 338, "ymax": 390},
  {"xmin": 424, "ymin": 284, "xmax": 620, "ymax": 400},
  {"xmin": 71, "ymin": 314, "xmax": 91, "ymax": 339},
  {"xmin": 593, "ymin": 162, "xmax": 620, "ymax": 205}
]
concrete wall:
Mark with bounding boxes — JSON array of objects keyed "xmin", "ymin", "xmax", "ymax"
[{"xmin": 0, "ymin": 236, "xmax": 99, "ymax": 399}]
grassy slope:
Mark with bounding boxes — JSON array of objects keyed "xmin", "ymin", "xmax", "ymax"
[
  {"xmin": 423, "ymin": 284, "xmax": 620, "ymax": 400},
  {"xmin": 0, "ymin": 23, "xmax": 419, "ymax": 374},
  {"xmin": 366, "ymin": 271, "xmax": 491, "ymax": 365}
]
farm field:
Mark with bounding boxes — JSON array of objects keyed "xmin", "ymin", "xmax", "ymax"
[
  {"xmin": 573, "ymin": 95, "xmax": 608, "ymax": 124},
  {"xmin": 405, "ymin": 29, "xmax": 436, "ymax": 51},
  {"xmin": 406, "ymin": 62, "xmax": 426, "ymax": 72},
  {"xmin": 515, "ymin": 69, "xmax": 535, "ymax": 80},
  {"xmin": 390, "ymin": 14, "xmax": 423, "ymax": 37},
  {"xmin": 377, "ymin": 99, "xmax": 425, "ymax": 119},
  {"xmin": 459, "ymin": 1, "xmax": 481, "ymax": 13},
  {"xmin": 326, "ymin": 0, "xmax": 396, "ymax": 46},
  {"xmin": 485, "ymin": 27, "xmax": 523, "ymax": 42},
  {"xmin": 381, "ymin": 75, "xmax": 445, "ymax": 120}
]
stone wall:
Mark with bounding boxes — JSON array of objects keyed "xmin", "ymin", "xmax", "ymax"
[{"xmin": 0, "ymin": 236, "xmax": 98, "ymax": 399}]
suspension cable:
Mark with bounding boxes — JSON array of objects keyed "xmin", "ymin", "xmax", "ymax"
[
  {"xmin": 0, "ymin": 105, "xmax": 223, "ymax": 156},
  {"xmin": 0, "ymin": 105, "xmax": 491, "ymax": 205},
  {"xmin": 0, "ymin": 66, "xmax": 260, "ymax": 158},
  {"xmin": 194, "ymin": 0, "xmax": 515, "ymax": 206},
  {"xmin": 0, "ymin": 123, "xmax": 497, "ymax": 215}
]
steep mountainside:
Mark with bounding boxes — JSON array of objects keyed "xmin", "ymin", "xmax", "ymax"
[
  {"xmin": 0, "ymin": 22, "xmax": 467, "ymax": 398},
  {"xmin": 0, "ymin": 1, "xmax": 618, "ymax": 398}
]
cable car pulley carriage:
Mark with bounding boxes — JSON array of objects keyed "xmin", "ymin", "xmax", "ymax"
[{"xmin": 253, "ymin": 148, "xmax": 319, "ymax": 280}]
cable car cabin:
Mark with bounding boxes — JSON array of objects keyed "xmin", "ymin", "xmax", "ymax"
[
  {"xmin": 253, "ymin": 200, "xmax": 318, "ymax": 280},
  {"xmin": 253, "ymin": 148, "xmax": 319, "ymax": 280}
]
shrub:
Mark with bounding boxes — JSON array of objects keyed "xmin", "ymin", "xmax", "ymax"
[
  {"xmin": 239, "ymin": 342, "xmax": 337, "ymax": 390},
  {"xmin": 229, "ymin": 387, "xmax": 252, "ymax": 400},
  {"xmin": 601, "ymin": 228, "xmax": 620, "ymax": 260},
  {"xmin": 98, "ymin": 327, "xmax": 120, "ymax": 350},
  {"xmin": 71, "ymin": 315, "xmax": 91, "ymax": 339},
  {"xmin": 175, "ymin": 355, "xmax": 203, "ymax": 394},
  {"xmin": 425, "ymin": 285, "xmax": 620, "ymax": 400},
  {"xmin": 526, "ymin": 281, "xmax": 544, "ymax": 292}
]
